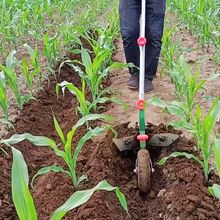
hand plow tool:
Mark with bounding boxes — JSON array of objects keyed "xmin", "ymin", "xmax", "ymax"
[{"xmin": 113, "ymin": 0, "xmax": 179, "ymax": 193}]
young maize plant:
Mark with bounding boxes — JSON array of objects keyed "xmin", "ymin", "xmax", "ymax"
[
  {"xmin": 56, "ymin": 80, "xmax": 91, "ymax": 117},
  {"xmin": 159, "ymin": 99, "xmax": 220, "ymax": 181},
  {"xmin": 161, "ymin": 21, "xmax": 178, "ymax": 74},
  {"xmin": 168, "ymin": 0, "xmax": 220, "ymax": 47},
  {"xmin": 0, "ymin": 73, "xmax": 9, "ymax": 120},
  {"xmin": 2, "ymin": 114, "xmax": 111, "ymax": 189},
  {"xmin": 21, "ymin": 59, "xmax": 35, "ymax": 95},
  {"xmin": 208, "ymin": 137, "xmax": 220, "ymax": 200},
  {"xmin": 149, "ymin": 57, "xmax": 212, "ymax": 123},
  {"xmin": 43, "ymin": 33, "xmax": 61, "ymax": 74},
  {"xmin": 23, "ymin": 44, "xmax": 42, "ymax": 88},
  {"xmin": 69, "ymin": 27, "xmax": 111, "ymax": 71},
  {"xmin": 0, "ymin": 50, "xmax": 32, "ymax": 110},
  {"xmin": 60, "ymin": 46, "xmax": 131, "ymax": 113},
  {"xmin": 10, "ymin": 147, "xmax": 128, "ymax": 220}
]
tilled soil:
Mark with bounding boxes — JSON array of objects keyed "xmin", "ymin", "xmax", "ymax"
[{"xmin": 0, "ymin": 64, "xmax": 220, "ymax": 219}]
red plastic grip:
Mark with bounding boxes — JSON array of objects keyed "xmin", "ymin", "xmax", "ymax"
[
  {"xmin": 137, "ymin": 134, "xmax": 149, "ymax": 142},
  {"xmin": 137, "ymin": 37, "xmax": 147, "ymax": 46},
  {"xmin": 136, "ymin": 99, "xmax": 145, "ymax": 110}
]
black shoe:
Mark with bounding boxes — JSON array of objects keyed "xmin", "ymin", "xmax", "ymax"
[
  {"xmin": 128, "ymin": 74, "xmax": 139, "ymax": 89},
  {"xmin": 144, "ymin": 78, "xmax": 154, "ymax": 93}
]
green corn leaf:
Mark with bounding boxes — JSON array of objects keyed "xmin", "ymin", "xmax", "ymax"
[
  {"xmin": 64, "ymin": 105, "xmax": 110, "ymax": 160},
  {"xmin": 31, "ymin": 165, "xmax": 71, "ymax": 188},
  {"xmin": 93, "ymin": 50, "xmax": 111, "ymax": 74},
  {"xmin": 203, "ymin": 99, "xmax": 220, "ymax": 134},
  {"xmin": 0, "ymin": 64, "xmax": 23, "ymax": 109},
  {"xmin": 0, "ymin": 118, "xmax": 14, "ymax": 129},
  {"xmin": 11, "ymin": 147, "xmax": 37, "ymax": 220},
  {"xmin": 56, "ymin": 81, "xmax": 88, "ymax": 116},
  {"xmin": 109, "ymin": 62, "xmax": 134, "ymax": 70},
  {"xmin": 207, "ymin": 73, "xmax": 220, "ymax": 81},
  {"xmin": 170, "ymin": 119, "xmax": 195, "ymax": 131},
  {"xmin": 50, "ymin": 180, "xmax": 128, "ymax": 220},
  {"xmin": 1, "ymin": 133, "xmax": 55, "ymax": 147},
  {"xmin": 0, "ymin": 80, "xmax": 9, "ymax": 119},
  {"xmin": 81, "ymin": 47, "xmax": 92, "ymax": 77},
  {"xmin": 149, "ymin": 97, "xmax": 185, "ymax": 117},
  {"xmin": 214, "ymin": 137, "xmax": 220, "ymax": 176},
  {"xmin": 53, "ymin": 114, "xmax": 65, "ymax": 145},
  {"xmin": 166, "ymin": 101, "xmax": 185, "ymax": 116},
  {"xmin": 208, "ymin": 184, "xmax": 220, "ymax": 200},
  {"xmin": 0, "ymin": 133, "xmax": 65, "ymax": 158},
  {"xmin": 77, "ymin": 175, "xmax": 88, "ymax": 185},
  {"xmin": 148, "ymin": 97, "xmax": 168, "ymax": 108},
  {"xmin": 159, "ymin": 151, "xmax": 203, "ymax": 167},
  {"xmin": 73, "ymin": 114, "xmax": 112, "ymax": 131},
  {"xmin": 72, "ymin": 127, "xmax": 105, "ymax": 176},
  {"xmin": 6, "ymin": 50, "xmax": 18, "ymax": 69}
]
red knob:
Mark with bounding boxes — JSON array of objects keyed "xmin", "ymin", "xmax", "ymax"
[
  {"xmin": 136, "ymin": 99, "xmax": 145, "ymax": 110},
  {"xmin": 137, "ymin": 134, "xmax": 149, "ymax": 142},
  {"xmin": 137, "ymin": 37, "xmax": 147, "ymax": 46}
]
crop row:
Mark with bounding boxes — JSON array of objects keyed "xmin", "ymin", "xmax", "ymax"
[
  {"xmin": 153, "ymin": 15, "xmax": 220, "ymax": 200},
  {"xmin": 0, "ymin": 0, "xmax": 120, "ymax": 127},
  {"xmin": 0, "ymin": 0, "xmax": 129, "ymax": 219}
]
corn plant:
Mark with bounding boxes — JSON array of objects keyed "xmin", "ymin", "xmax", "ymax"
[
  {"xmin": 43, "ymin": 33, "xmax": 61, "ymax": 73},
  {"xmin": 21, "ymin": 59, "xmax": 35, "ymax": 95},
  {"xmin": 11, "ymin": 147, "xmax": 38, "ymax": 220},
  {"xmin": 61, "ymin": 47, "xmax": 131, "ymax": 112},
  {"xmin": 150, "ymin": 57, "xmax": 208, "ymax": 122},
  {"xmin": 24, "ymin": 44, "xmax": 42, "ymax": 88},
  {"xmin": 76, "ymin": 46, "xmax": 129, "ymax": 104},
  {"xmin": 159, "ymin": 99, "xmax": 220, "ymax": 181},
  {"xmin": 208, "ymin": 137, "xmax": 220, "ymax": 200},
  {"xmin": 2, "ymin": 114, "xmax": 111, "ymax": 189},
  {"xmin": 56, "ymin": 80, "xmax": 91, "ymax": 116},
  {"xmin": 161, "ymin": 22, "xmax": 178, "ymax": 73},
  {"xmin": 10, "ymin": 147, "xmax": 128, "ymax": 220},
  {"xmin": 0, "ymin": 73, "xmax": 9, "ymax": 120},
  {"xmin": 168, "ymin": 0, "xmax": 220, "ymax": 47},
  {"xmin": 0, "ymin": 50, "xmax": 32, "ymax": 110}
]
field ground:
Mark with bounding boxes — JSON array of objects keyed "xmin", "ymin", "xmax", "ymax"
[{"xmin": 1, "ymin": 10, "xmax": 220, "ymax": 218}]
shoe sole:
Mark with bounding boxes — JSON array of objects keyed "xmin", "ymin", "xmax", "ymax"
[
  {"xmin": 145, "ymin": 89, "xmax": 154, "ymax": 94},
  {"xmin": 128, "ymin": 85, "xmax": 139, "ymax": 90},
  {"xmin": 128, "ymin": 85, "xmax": 154, "ymax": 94}
]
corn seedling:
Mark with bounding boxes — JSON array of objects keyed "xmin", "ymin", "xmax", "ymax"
[
  {"xmin": 11, "ymin": 147, "xmax": 38, "ymax": 220},
  {"xmin": 0, "ymin": 73, "xmax": 9, "ymax": 120},
  {"xmin": 51, "ymin": 179, "xmax": 128, "ymax": 219},
  {"xmin": 60, "ymin": 47, "xmax": 131, "ymax": 112},
  {"xmin": 150, "ymin": 57, "xmax": 207, "ymax": 122},
  {"xmin": 72, "ymin": 26, "xmax": 113, "ymax": 69},
  {"xmin": 208, "ymin": 137, "xmax": 220, "ymax": 200},
  {"xmin": 21, "ymin": 59, "xmax": 35, "ymax": 95},
  {"xmin": 159, "ymin": 99, "xmax": 220, "ymax": 181},
  {"xmin": 56, "ymin": 80, "xmax": 91, "ymax": 116},
  {"xmin": 76, "ymin": 46, "xmax": 131, "ymax": 107},
  {"xmin": 2, "ymin": 114, "xmax": 111, "ymax": 189},
  {"xmin": 161, "ymin": 22, "xmax": 178, "ymax": 73},
  {"xmin": 10, "ymin": 146, "xmax": 128, "ymax": 220},
  {"xmin": 0, "ymin": 50, "xmax": 32, "ymax": 110},
  {"xmin": 43, "ymin": 33, "xmax": 61, "ymax": 73},
  {"xmin": 213, "ymin": 137, "xmax": 220, "ymax": 177},
  {"xmin": 168, "ymin": 0, "xmax": 220, "ymax": 47},
  {"xmin": 24, "ymin": 44, "xmax": 42, "ymax": 88}
]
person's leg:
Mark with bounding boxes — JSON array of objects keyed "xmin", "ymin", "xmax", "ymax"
[
  {"xmin": 119, "ymin": 0, "xmax": 141, "ymax": 89},
  {"xmin": 145, "ymin": 0, "xmax": 166, "ymax": 80}
]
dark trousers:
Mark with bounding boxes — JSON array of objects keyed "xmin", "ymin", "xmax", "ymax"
[{"xmin": 119, "ymin": 0, "xmax": 166, "ymax": 79}]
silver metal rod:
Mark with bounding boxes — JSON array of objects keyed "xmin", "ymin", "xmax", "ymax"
[{"xmin": 139, "ymin": 0, "xmax": 146, "ymax": 100}]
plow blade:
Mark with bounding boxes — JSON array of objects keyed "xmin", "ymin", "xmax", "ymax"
[{"xmin": 113, "ymin": 133, "xmax": 179, "ymax": 152}]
